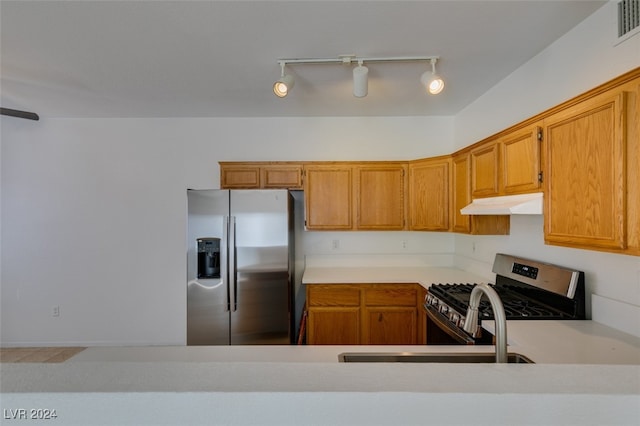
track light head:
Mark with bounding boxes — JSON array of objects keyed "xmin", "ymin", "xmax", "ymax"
[
  {"xmin": 273, "ymin": 62, "xmax": 294, "ymax": 98},
  {"xmin": 353, "ymin": 61, "xmax": 368, "ymax": 98},
  {"xmin": 421, "ymin": 58, "xmax": 445, "ymax": 95}
]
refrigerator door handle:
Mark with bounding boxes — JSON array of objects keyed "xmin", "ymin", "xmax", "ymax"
[
  {"xmin": 229, "ymin": 216, "xmax": 238, "ymax": 312},
  {"xmin": 224, "ymin": 216, "xmax": 231, "ymax": 312}
]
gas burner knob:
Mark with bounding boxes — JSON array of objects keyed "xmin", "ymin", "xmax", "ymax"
[
  {"xmin": 451, "ymin": 312, "xmax": 460, "ymax": 324},
  {"xmin": 439, "ymin": 304, "xmax": 448, "ymax": 314}
]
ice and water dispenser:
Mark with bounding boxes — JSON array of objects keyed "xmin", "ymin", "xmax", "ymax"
[{"xmin": 197, "ymin": 237, "xmax": 220, "ymax": 279}]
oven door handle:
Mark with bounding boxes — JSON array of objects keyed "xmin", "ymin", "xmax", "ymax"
[{"xmin": 425, "ymin": 304, "xmax": 477, "ymax": 345}]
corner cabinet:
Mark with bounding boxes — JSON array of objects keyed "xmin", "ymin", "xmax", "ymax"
[
  {"xmin": 452, "ymin": 151, "xmax": 510, "ymax": 235},
  {"xmin": 409, "ymin": 156, "xmax": 451, "ymax": 231},
  {"xmin": 304, "ymin": 162, "xmax": 407, "ymax": 231},
  {"xmin": 452, "ymin": 152, "xmax": 472, "ymax": 233},
  {"xmin": 305, "ymin": 283, "xmax": 426, "ymax": 345},
  {"xmin": 543, "ymin": 89, "xmax": 627, "ymax": 251}
]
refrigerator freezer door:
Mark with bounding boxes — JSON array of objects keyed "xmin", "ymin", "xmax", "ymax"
[
  {"xmin": 230, "ymin": 190, "xmax": 291, "ymax": 344},
  {"xmin": 187, "ymin": 190, "xmax": 230, "ymax": 345}
]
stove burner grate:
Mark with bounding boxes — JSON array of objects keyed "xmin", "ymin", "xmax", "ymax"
[{"xmin": 428, "ymin": 282, "xmax": 570, "ymax": 320}]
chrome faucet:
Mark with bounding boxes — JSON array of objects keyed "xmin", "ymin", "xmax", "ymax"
[{"xmin": 463, "ymin": 283, "xmax": 508, "ymax": 363}]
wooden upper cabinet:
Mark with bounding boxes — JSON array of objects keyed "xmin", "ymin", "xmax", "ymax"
[
  {"xmin": 354, "ymin": 163, "xmax": 407, "ymax": 230},
  {"xmin": 467, "ymin": 125, "xmax": 542, "ymax": 198},
  {"xmin": 470, "ymin": 141, "xmax": 500, "ymax": 198},
  {"xmin": 220, "ymin": 164, "xmax": 261, "ymax": 189},
  {"xmin": 261, "ymin": 164, "xmax": 303, "ymax": 189},
  {"xmin": 627, "ymin": 83, "xmax": 640, "ymax": 256},
  {"xmin": 501, "ymin": 125, "xmax": 542, "ymax": 194},
  {"xmin": 304, "ymin": 164, "xmax": 353, "ymax": 230},
  {"xmin": 304, "ymin": 162, "xmax": 407, "ymax": 231},
  {"xmin": 543, "ymin": 90, "xmax": 627, "ymax": 250},
  {"xmin": 408, "ymin": 157, "xmax": 451, "ymax": 231},
  {"xmin": 219, "ymin": 162, "xmax": 303, "ymax": 189},
  {"xmin": 452, "ymin": 152, "xmax": 472, "ymax": 233}
]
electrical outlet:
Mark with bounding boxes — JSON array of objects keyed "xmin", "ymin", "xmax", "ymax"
[
  {"xmin": 332, "ymin": 239, "xmax": 340, "ymax": 250},
  {"xmin": 52, "ymin": 305, "xmax": 60, "ymax": 317},
  {"xmin": 472, "ymin": 242, "xmax": 476, "ymax": 253},
  {"xmin": 402, "ymin": 240, "xmax": 408, "ymax": 249}
]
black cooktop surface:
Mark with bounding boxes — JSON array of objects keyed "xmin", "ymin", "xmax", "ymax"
[{"xmin": 428, "ymin": 283, "xmax": 573, "ymax": 320}]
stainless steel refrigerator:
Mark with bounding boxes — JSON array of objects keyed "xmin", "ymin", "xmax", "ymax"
[{"xmin": 187, "ymin": 189, "xmax": 294, "ymax": 345}]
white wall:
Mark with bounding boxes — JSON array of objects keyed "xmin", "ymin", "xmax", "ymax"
[
  {"xmin": 453, "ymin": 1, "xmax": 640, "ymax": 335},
  {"xmin": 0, "ymin": 116, "xmax": 453, "ymax": 346},
  {"xmin": 454, "ymin": 1, "xmax": 640, "ymax": 147}
]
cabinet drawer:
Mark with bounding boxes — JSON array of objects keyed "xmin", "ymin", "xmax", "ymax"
[
  {"xmin": 307, "ymin": 285, "xmax": 360, "ymax": 306},
  {"xmin": 364, "ymin": 286, "xmax": 417, "ymax": 306}
]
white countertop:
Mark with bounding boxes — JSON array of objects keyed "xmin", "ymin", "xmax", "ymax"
[
  {"xmin": 3, "ymin": 321, "xmax": 640, "ymax": 425},
  {"xmin": 302, "ymin": 265, "xmax": 489, "ymax": 288},
  {"xmin": 483, "ymin": 320, "xmax": 640, "ymax": 365},
  {"xmin": 301, "ymin": 254, "xmax": 492, "ymax": 289}
]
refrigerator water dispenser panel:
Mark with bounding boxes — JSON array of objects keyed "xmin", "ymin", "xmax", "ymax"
[{"xmin": 197, "ymin": 238, "xmax": 221, "ymax": 279}]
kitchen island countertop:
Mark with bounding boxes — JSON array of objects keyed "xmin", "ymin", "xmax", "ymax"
[{"xmin": 2, "ymin": 321, "xmax": 639, "ymax": 425}]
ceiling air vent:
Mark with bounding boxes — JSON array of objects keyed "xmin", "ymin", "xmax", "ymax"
[{"xmin": 618, "ymin": 0, "xmax": 640, "ymax": 38}]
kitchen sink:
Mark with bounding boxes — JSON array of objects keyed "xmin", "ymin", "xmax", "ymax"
[{"xmin": 338, "ymin": 352, "xmax": 534, "ymax": 364}]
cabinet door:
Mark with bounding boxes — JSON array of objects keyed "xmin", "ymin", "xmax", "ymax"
[
  {"xmin": 409, "ymin": 158, "xmax": 450, "ymax": 231},
  {"xmin": 452, "ymin": 153, "xmax": 471, "ymax": 233},
  {"xmin": 501, "ymin": 125, "xmax": 542, "ymax": 194},
  {"xmin": 306, "ymin": 285, "xmax": 361, "ymax": 344},
  {"xmin": 363, "ymin": 307, "xmax": 417, "ymax": 345},
  {"xmin": 262, "ymin": 165, "xmax": 303, "ymax": 189},
  {"xmin": 544, "ymin": 91, "xmax": 626, "ymax": 250},
  {"xmin": 304, "ymin": 165, "xmax": 353, "ymax": 230},
  {"xmin": 307, "ymin": 308, "xmax": 360, "ymax": 345},
  {"xmin": 355, "ymin": 164, "xmax": 407, "ymax": 230},
  {"xmin": 627, "ymin": 84, "xmax": 640, "ymax": 255},
  {"xmin": 471, "ymin": 142, "xmax": 500, "ymax": 198},
  {"xmin": 362, "ymin": 285, "xmax": 419, "ymax": 344},
  {"xmin": 220, "ymin": 165, "xmax": 261, "ymax": 189}
]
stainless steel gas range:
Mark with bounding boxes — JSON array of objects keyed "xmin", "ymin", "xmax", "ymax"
[{"xmin": 424, "ymin": 253, "xmax": 586, "ymax": 345}]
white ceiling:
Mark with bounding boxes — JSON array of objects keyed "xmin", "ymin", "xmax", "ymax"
[{"xmin": 0, "ymin": 1, "xmax": 606, "ymax": 118}]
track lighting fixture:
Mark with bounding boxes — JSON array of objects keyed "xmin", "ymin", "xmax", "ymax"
[
  {"xmin": 352, "ymin": 60, "xmax": 368, "ymax": 98},
  {"xmin": 273, "ymin": 61, "xmax": 294, "ymax": 98},
  {"xmin": 421, "ymin": 58, "xmax": 445, "ymax": 95},
  {"xmin": 274, "ymin": 55, "xmax": 443, "ymax": 98}
]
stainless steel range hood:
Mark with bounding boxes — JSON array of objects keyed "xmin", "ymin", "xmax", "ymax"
[{"xmin": 460, "ymin": 192, "xmax": 543, "ymax": 215}]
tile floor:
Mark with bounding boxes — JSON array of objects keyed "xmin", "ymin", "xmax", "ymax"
[{"xmin": 0, "ymin": 347, "xmax": 86, "ymax": 363}]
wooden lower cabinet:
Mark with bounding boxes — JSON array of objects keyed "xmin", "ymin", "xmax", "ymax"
[
  {"xmin": 305, "ymin": 283, "xmax": 426, "ymax": 345},
  {"xmin": 363, "ymin": 307, "xmax": 417, "ymax": 344},
  {"xmin": 307, "ymin": 308, "xmax": 361, "ymax": 345}
]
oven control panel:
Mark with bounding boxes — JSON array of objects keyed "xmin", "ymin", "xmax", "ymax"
[
  {"xmin": 512, "ymin": 262, "xmax": 539, "ymax": 279},
  {"xmin": 493, "ymin": 253, "xmax": 581, "ymax": 298}
]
